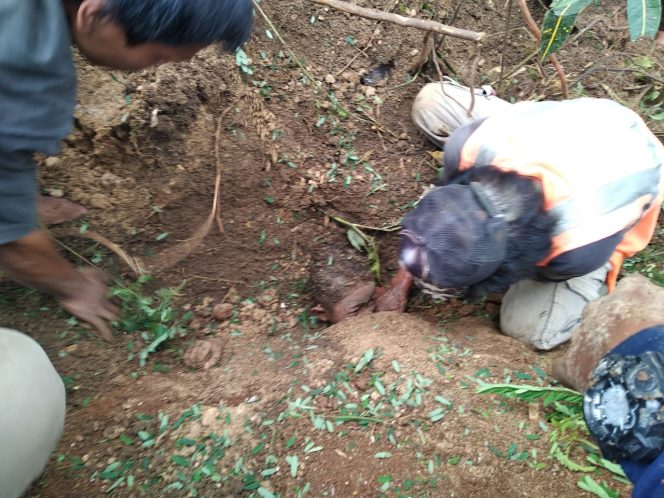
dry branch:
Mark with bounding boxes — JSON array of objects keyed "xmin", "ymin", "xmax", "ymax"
[
  {"xmin": 308, "ymin": 0, "xmax": 485, "ymax": 42},
  {"xmin": 515, "ymin": 0, "xmax": 569, "ymax": 98}
]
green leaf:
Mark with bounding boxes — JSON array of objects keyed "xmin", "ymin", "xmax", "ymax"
[
  {"xmin": 577, "ymin": 476, "xmax": 619, "ymax": 498},
  {"xmin": 171, "ymin": 455, "xmax": 191, "ymax": 467},
  {"xmin": 540, "ymin": 5, "xmax": 585, "ymax": 58},
  {"xmin": 347, "ymin": 228, "xmax": 367, "ymax": 253},
  {"xmin": 549, "ymin": 0, "xmax": 592, "ymax": 15},
  {"xmin": 257, "ymin": 488, "xmax": 277, "ymax": 498},
  {"xmin": 286, "ymin": 455, "xmax": 299, "ymax": 477},
  {"xmin": 261, "ymin": 467, "xmax": 278, "ymax": 477},
  {"xmin": 354, "ymin": 349, "xmax": 375, "ymax": 373},
  {"xmin": 627, "ymin": 0, "xmax": 661, "ymax": 40},
  {"xmin": 119, "ymin": 434, "xmax": 134, "ymax": 445},
  {"xmin": 554, "ymin": 448, "xmax": 596, "ymax": 472},
  {"xmin": 374, "ymin": 451, "xmax": 392, "ymax": 459}
]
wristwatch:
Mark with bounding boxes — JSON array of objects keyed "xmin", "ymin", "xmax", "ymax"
[{"xmin": 583, "ymin": 351, "xmax": 664, "ymax": 463}]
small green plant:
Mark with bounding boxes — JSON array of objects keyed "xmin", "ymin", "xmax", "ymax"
[
  {"xmin": 477, "ymin": 381, "xmax": 627, "ymax": 496},
  {"xmin": 623, "ymin": 244, "xmax": 664, "ymax": 286},
  {"xmin": 324, "ymin": 212, "xmax": 388, "ymax": 283},
  {"xmin": 235, "ymin": 47, "xmax": 254, "ymax": 76},
  {"xmin": 541, "ymin": 0, "xmax": 661, "ymax": 58},
  {"xmin": 111, "ymin": 275, "xmax": 191, "ymax": 366}
]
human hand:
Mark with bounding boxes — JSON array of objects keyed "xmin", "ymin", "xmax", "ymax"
[
  {"xmin": 58, "ymin": 268, "xmax": 119, "ymax": 342},
  {"xmin": 312, "ymin": 282, "xmax": 375, "ymax": 324},
  {"xmin": 374, "ymin": 268, "xmax": 413, "ymax": 312}
]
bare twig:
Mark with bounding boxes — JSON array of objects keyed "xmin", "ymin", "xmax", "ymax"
[
  {"xmin": 254, "ymin": 0, "xmax": 400, "ymax": 140},
  {"xmin": 467, "ymin": 42, "xmax": 481, "ymax": 115},
  {"xmin": 498, "ymin": 0, "xmax": 515, "ymax": 89},
  {"xmin": 429, "ymin": 39, "xmax": 469, "ymax": 118},
  {"xmin": 408, "ymin": 32, "xmax": 433, "ymax": 74},
  {"xmin": 515, "ymin": 0, "xmax": 569, "ymax": 98},
  {"xmin": 50, "ymin": 227, "xmax": 144, "ymax": 275},
  {"xmin": 436, "ymin": 0, "xmax": 468, "ymax": 51},
  {"xmin": 308, "ymin": 0, "xmax": 485, "ymax": 41},
  {"xmin": 494, "ymin": 47, "xmax": 540, "ymax": 84},
  {"xmin": 213, "ymin": 106, "xmax": 234, "ymax": 234}
]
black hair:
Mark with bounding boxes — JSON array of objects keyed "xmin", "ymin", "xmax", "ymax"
[
  {"xmin": 100, "ymin": 0, "xmax": 253, "ymax": 50},
  {"xmin": 446, "ymin": 167, "xmax": 558, "ymax": 297}
]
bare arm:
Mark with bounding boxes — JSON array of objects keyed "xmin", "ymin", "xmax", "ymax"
[{"xmin": 0, "ymin": 229, "xmax": 118, "ymax": 340}]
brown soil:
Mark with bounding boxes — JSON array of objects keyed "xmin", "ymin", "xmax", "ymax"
[{"xmin": 1, "ymin": 0, "xmax": 662, "ymax": 496}]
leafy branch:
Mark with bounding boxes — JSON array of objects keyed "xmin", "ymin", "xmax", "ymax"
[
  {"xmin": 322, "ymin": 211, "xmax": 401, "ymax": 284},
  {"xmin": 476, "ymin": 380, "xmax": 626, "ymax": 496}
]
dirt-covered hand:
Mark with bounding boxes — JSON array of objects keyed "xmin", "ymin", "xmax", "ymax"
[
  {"xmin": 58, "ymin": 268, "xmax": 119, "ymax": 342},
  {"xmin": 184, "ymin": 338, "xmax": 223, "ymax": 370},
  {"xmin": 374, "ymin": 268, "xmax": 413, "ymax": 313},
  {"xmin": 312, "ymin": 282, "xmax": 376, "ymax": 323}
]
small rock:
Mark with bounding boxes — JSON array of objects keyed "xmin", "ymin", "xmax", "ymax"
[
  {"xmin": 325, "ymin": 74, "xmax": 336, "ymax": 84},
  {"xmin": 225, "ymin": 287, "xmax": 241, "ymax": 304},
  {"xmin": 201, "ymin": 407, "xmax": 219, "ymax": 427},
  {"xmin": 48, "ymin": 188, "xmax": 65, "ymax": 198},
  {"xmin": 365, "ymin": 87, "xmax": 376, "ymax": 97},
  {"xmin": 89, "ymin": 193, "xmax": 112, "ymax": 209},
  {"xmin": 410, "ymin": 48, "xmax": 420, "ymax": 56},
  {"xmin": 65, "ymin": 343, "xmax": 78, "ymax": 353},
  {"xmin": 212, "ymin": 303, "xmax": 233, "ymax": 321},
  {"xmin": 184, "ymin": 339, "xmax": 223, "ymax": 370},
  {"xmin": 45, "ymin": 156, "xmax": 60, "ymax": 167},
  {"xmin": 102, "ymin": 426, "xmax": 125, "ymax": 439}
]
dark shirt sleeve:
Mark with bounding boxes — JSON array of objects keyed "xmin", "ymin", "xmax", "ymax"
[
  {"xmin": 0, "ymin": 1, "xmax": 76, "ymax": 244},
  {"xmin": 0, "ymin": 0, "xmax": 76, "ymax": 155},
  {"xmin": 438, "ymin": 118, "xmax": 487, "ymax": 185}
]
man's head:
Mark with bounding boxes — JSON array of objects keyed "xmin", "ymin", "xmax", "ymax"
[
  {"xmin": 399, "ymin": 182, "xmax": 508, "ymax": 295},
  {"xmin": 64, "ymin": 0, "xmax": 253, "ymax": 70},
  {"xmin": 399, "ymin": 168, "xmax": 556, "ymax": 297}
]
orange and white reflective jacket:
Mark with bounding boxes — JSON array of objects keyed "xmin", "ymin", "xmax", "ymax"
[{"xmin": 455, "ymin": 98, "xmax": 664, "ymax": 292}]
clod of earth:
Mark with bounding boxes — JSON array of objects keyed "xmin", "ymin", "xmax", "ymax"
[{"xmin": 184, "ymin": 338, "xmax": 224, "ymax": 370}]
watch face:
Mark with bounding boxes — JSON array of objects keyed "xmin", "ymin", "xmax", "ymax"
[{"xmin": 583, "ymin": 352, "xmax": 664, "ymax": 463}]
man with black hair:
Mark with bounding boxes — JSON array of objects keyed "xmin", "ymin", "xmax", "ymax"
[
  {"xmin": 369, "ymin": 80, "xmax": 664, "ymax": 351},
  {"xmin": 0, "ymin": 1, "xmax": 251, "ymax": 495}
]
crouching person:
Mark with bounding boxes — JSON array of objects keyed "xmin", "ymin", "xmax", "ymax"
[
  {"xmin": 0, "ymin": 328, "xmax": 65, "ymax": 498},
  {"xmin": 376, "ymin": 80, "xmax": 664, "ymax": 350}
]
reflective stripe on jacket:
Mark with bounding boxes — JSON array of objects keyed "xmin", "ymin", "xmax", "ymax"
[{"xmin": 457, "ymin": 98, "xmax": 664, "ymax": 291}]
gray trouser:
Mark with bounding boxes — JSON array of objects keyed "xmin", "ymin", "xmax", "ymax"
[
  {"xmin": 412, "ymin": 82, "xmax": 608, "ymax": 350},
  {"xmin": 0, "ymin": 328, "xmax": 65, "ymax": 498}
]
